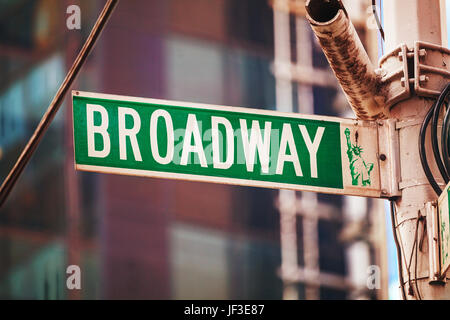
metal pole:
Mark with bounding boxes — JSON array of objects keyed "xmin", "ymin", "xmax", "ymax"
[
  {"xmin": 0, "ymin": 0, "xmax": 119, "ymax": 208},
  {"xmin": 383, "ymin": 0, "xmax": 450, "ymax": 299}
]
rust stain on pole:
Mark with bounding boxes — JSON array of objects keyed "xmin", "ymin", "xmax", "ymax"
[{"xmin": 306, "ymin": 1, "xmax": 387, "ymax": 120}]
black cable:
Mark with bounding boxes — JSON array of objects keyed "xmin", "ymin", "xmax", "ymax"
[
  {"xmin": 406, "ymin": 222, "xmax": 418, "ymax": 297},
  {"xmin": 442, "ymin": 99, "xmax": 450, "ymax": 174},
  {"xmin": 390, "ymin": 201, "xmax": 407, "ymax": 300},
  {"xmin": 414, "ymin": 215, "xmax": 422, "ymax": 300},
  {"xmin": 405, "ymin": 214, "xmax": 421, "ymax": 298},
  {"xmin": 419, "ymin": 83, "xmax": 450, "ymax": 196},
  {"xmin": 419, "ymin": 103, "xmax": 443, "ymax": 195},
  {"xmin": 0, "ymin": 0, "xmax": 120, "ymax": 208},
  {"xmin": 431, "ymin": 83, "xmax": 450, "ymax": 182},
  {"xmin": 371, "ymin": 0, "xmax": 385, "ymax": 41}
]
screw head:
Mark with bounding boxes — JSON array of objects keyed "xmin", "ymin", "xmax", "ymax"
[
  {"xmin": 419, "ymin": 49, "xmax": 427, "ymax": 58},
  {"xmin": 419, "ymin": 75, "xmax": 429, "ymax": 82},
  {"xmin": 400, "ymin": 77, "xmax": 406, "ymax": 87}
]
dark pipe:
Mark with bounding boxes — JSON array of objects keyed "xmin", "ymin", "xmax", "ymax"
[{"xmin": 305, "ymin": 0, "xmax": 345, "ymax": 23}]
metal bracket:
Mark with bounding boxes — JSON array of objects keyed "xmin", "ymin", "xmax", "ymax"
[
  {"xmin": 425, "ymin": 201, "xmax": 444, "ymax": 283},
  {"xmin": 377, "ymin": 119, "xmax": 401, "ymax": 198},
  {"xmin": 378, "ymin": 41, "xmax": 450, "ymax": 109},
  {"xmin": 378, "ymin": 44, "xmax": 411, "ymax": 110},
  {"xmin": 414, "ymin": 41, "xmax": 450, "ymax": 98}
]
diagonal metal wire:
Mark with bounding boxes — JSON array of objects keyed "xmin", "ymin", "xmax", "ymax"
[{"xmin": 0, "ymin": 0, "xmax": 119, "ymax": 208}]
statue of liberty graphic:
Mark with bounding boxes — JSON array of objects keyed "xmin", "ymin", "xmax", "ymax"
[{"xmin": 344, "ymin": 128, "xmax": 374, "ymax": 186}]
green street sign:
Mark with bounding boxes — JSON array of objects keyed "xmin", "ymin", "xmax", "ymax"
[
  {"xmin": 438, "ymin": 183, "xmax": 450, "ymax": 275},
  {"xmin": 72, "ymin": 91, "xmax": 387, "ymax": 197}
]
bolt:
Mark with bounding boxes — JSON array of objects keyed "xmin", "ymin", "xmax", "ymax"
[
  {"xmin": 380, "ymin": 154, "xmax": 387, "ymax": 161},
  {"xmin": 375, "ymin": 68, "xmax": 387, "ymax": 79},
  {"xmin": 419, "ymin": 75, "xmax": 429, "ymax": 82},
  {"xmin": 400, "ymin": 77, "xmax": 406, "ymax": 87},
  {"xmin": 419, "ymin": 49, "xmax": 427, "ymax": 58},
  {"xmin": 381, "ymin": 189, "xmax": 388, "ymax": 196}
]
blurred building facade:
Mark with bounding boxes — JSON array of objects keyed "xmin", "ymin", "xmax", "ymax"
[
  {"xmin": 0, "ymin": 0, "xmax": 387, "ymax": 299},
  {"xmin": 272, "ymin": 0, "xmax": 388, "ymax": 299}
]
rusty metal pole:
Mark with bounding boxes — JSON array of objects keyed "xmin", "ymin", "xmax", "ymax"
[
  {"xmin": 384, "ymin": 0, "xmax": 450, "ymax": 300},
  {"xmin": 305, "ymin": 0, "xmax": 387, "ymax": 120},
  {"xmin": 306, "ymin": 0, "xmax": 450, "ymax": 299}
]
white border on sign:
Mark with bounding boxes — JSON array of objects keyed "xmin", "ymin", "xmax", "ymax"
[
  {"xmin": 73, "ymin": 90, "xmax": 366, "ymax": 125},
  {"xmin": 76, "ymin": 164, "xmax": 382, "ymax": 198}
]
